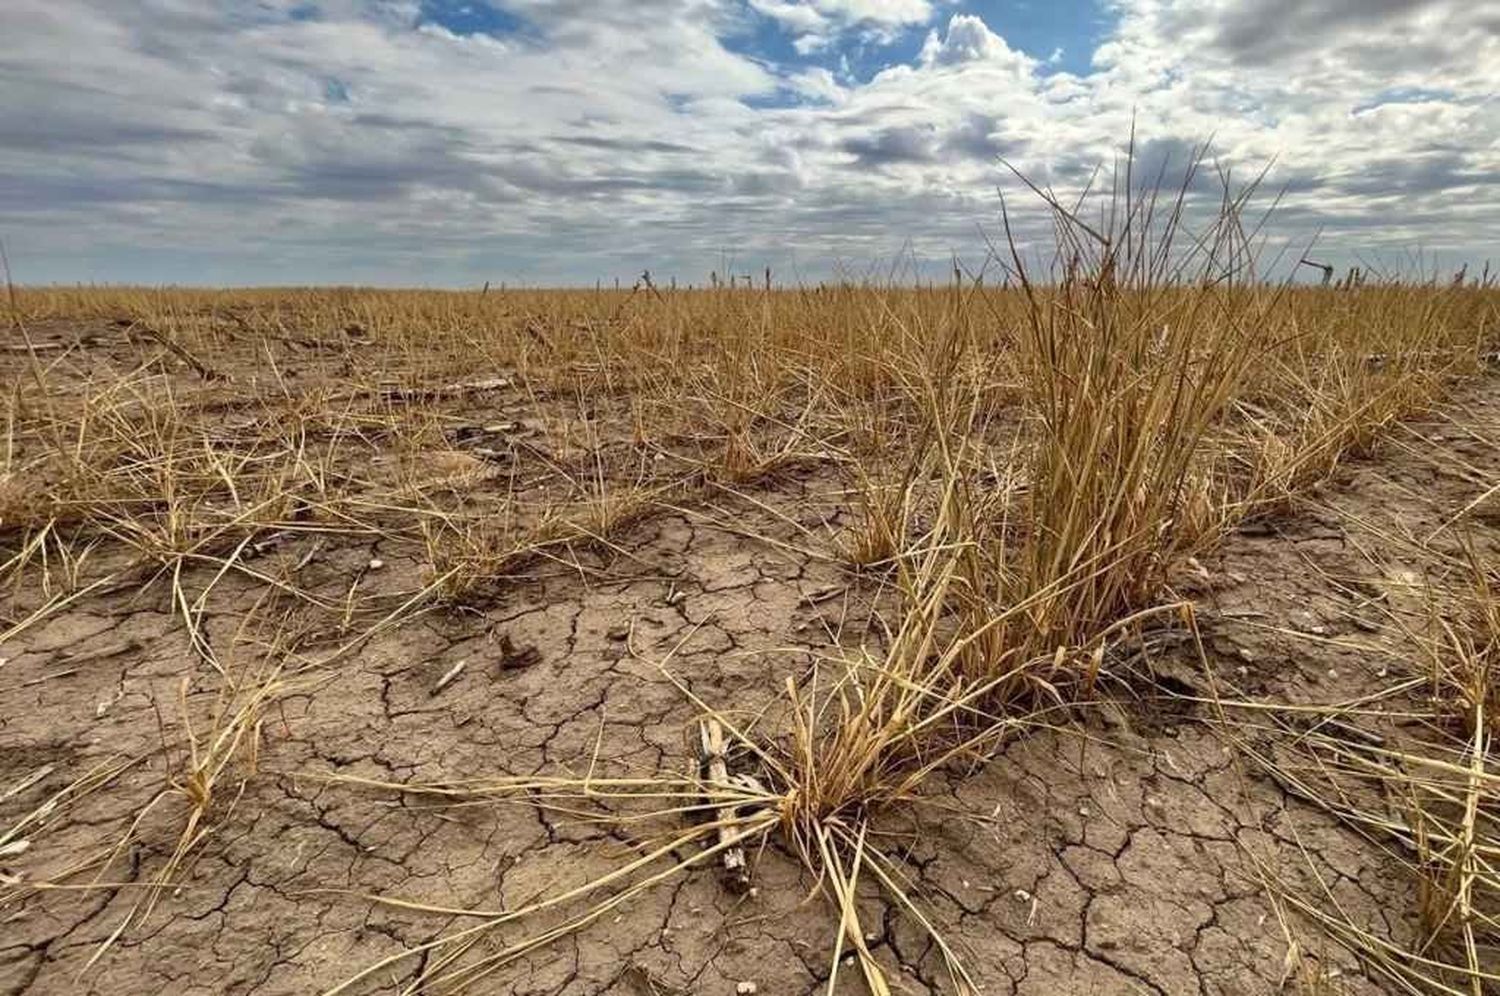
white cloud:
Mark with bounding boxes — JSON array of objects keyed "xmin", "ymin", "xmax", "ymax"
[
  {"xmin": 0, "ymin": 0, "xmax": 1495, "ymax": 284},
  {"xmin": 748, "ymin": 0, "xmax": 830, "ymax": 34},
  {"xmin": 751, "ymin": 0, "xmax": 936, "ymax": 52},
  {"xmin": 752, "ymin": 0, "xmax": 934, "ymax": 32},
  {"xmin": 919, "ymin": 12, "xmax": 1029, "ymax": 67},
  {"xmin": 786, "ymin": 66, "xmax": 850, "ymax": 104}
]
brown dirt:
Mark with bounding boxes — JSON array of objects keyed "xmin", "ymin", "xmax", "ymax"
[{"xmin": 2, "ymin": 324, "xmax": 1497, "ymax": 996}]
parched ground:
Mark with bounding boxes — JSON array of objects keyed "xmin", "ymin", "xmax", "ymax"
[{"xmin": 2, "ymin": 319, "xmax": 1496, "ymax": 995}]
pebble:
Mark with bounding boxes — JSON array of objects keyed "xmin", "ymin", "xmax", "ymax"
[
  {"xmin": 431, "ymin": 660, "xmax": 466, "ymax": 695},
  {"xmin": 1185, "ymin": 556, "xmax": 1211, "ymax": 583},
  {"xmin": 1237, "ymin": 647, "xmax": 1255, "ymax": 663},
  {"xmin": 368, "ymin": 558, "xmax": 385, "ymax": 571},
  {"xmin": 606, "ymin": 624, "xmax": 629, "ymax": 641},
  {"xmin": 736, "ymin": 984, "xmax": 757, "ymax": 995}
]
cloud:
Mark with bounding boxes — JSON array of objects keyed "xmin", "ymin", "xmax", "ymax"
[
  {"xmin": 749, "ymin": 0, "xmax": 830, "ymax": 35},
  {"xmin": 749, "ymin": 0, "xmax": 936, "ymax": 32},
  {"xmin": 942, "ymin": 113, "xmax": 1027, "ymax": 162},
  {"xmin": 0, "ymin": 0, "xmax": 1495, "ymax": 284},
  {"xmin": 1101, "ymin": 0, "xmax": 1499, "ymax": 95},
  {"xmin": 1198, "ymin": 0, "xmax": 1476, "ymax": 66},
  {"xmin": 750, "ymin": 0, "xmax": 935, "ymax": 52},
  {"xmin": 919, "ymin": 12, "xmax": 1030, "ymax": 67},
  {"xmin": 842, "ymin": 125, "xmax": 938, "ymax": 166}
]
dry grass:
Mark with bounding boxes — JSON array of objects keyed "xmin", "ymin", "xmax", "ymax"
[{"xmin": 1211, "ymin": 526, "xmax": 1498, "ymax": 996}]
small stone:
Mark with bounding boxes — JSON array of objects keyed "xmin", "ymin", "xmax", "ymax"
[
  {"xmin": 431, "ymin": 660, "xmax": 466, "ymax": 695},
  {"xmin": 368, "ymin": 558, "xmax": 385, "ymax": 571},
  {"xmin": 1014, "ymin": 889, "xmax": 1031, "ymax": 902},
  {"xmin": 736, "ymin": 984, "xmax": 758, "ymax": 996},
  {"xmin": 1238, "ymin": 647, "xmax": 1254, "ymax": 663},
  {"xmin": 606, "ymin": 624, "xmax": 629, "ymax": 641},
  {"xmin": 1184, "ymin": 556, "xmax": 1211, "ymax": 585}
]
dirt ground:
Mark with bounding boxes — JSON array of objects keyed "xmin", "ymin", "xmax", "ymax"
[{"xmin": 2, "ymin": 319, "xmax": 1497, "ymax": 995}]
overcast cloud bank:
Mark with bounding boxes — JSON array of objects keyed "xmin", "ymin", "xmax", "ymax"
[{"xmin": 1, "ymin": 0, "xmax": 1495, "ymax": 284}]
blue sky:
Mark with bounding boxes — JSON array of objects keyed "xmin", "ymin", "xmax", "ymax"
[
  {"xmin": 1, "ymin": 0, "xmax": 1496, "ymax": 285},
  {"xmin": 416, "ymin": 1, "xmax": 530, "ymax": 39},
  {"xmin": 407, "ymin": 0, "xmax": 1114, "ymax": 111},
  {"xmin": 415, "ymin": 1, "xmax": 1112, "ymax": 74}
]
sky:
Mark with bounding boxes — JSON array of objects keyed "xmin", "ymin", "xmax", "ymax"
[{"xmin": 1, "ymin": 0, "xmax": 1496, "ymax": 286}]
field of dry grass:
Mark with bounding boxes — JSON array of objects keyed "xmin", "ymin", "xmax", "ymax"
[{"xmin": 2, "ymin": 193, "xmax": 1498, "ymax": 995}]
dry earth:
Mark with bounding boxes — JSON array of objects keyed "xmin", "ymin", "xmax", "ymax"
[{"xmin": 2, "ymin": 318, "xmax": 1497, "ymax": 995}]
